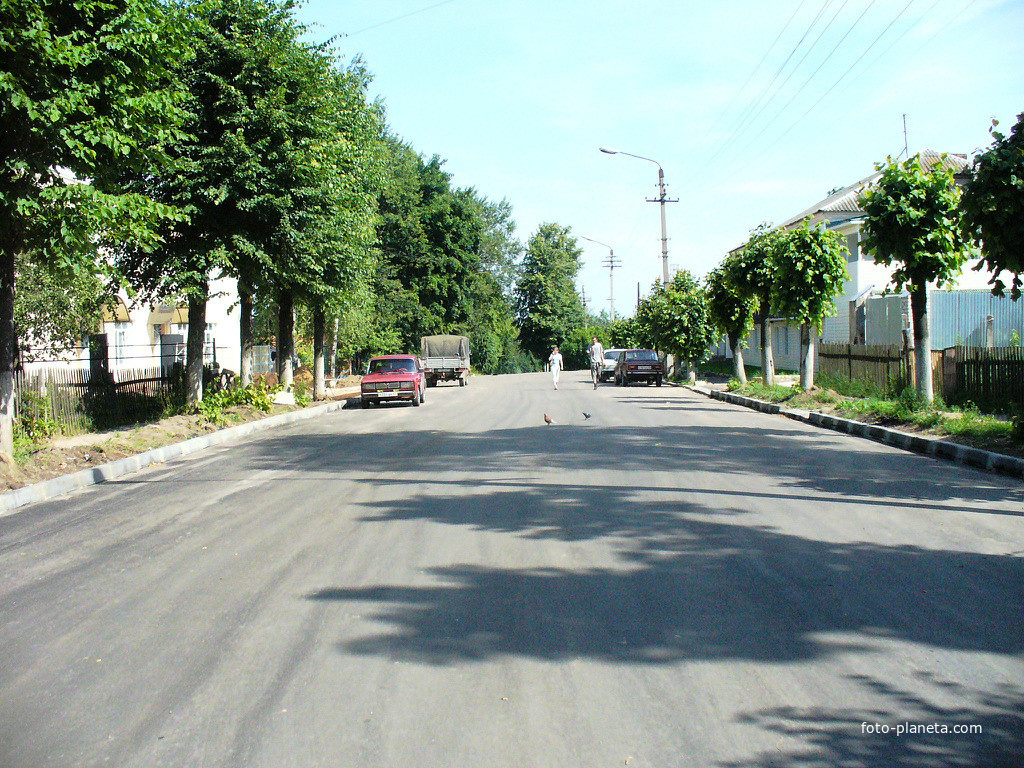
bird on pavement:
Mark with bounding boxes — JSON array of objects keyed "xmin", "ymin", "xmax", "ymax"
[
  {"xmin": 583, "ymin": 412, "xmax": 592, "ymax": 420},
  {"xmin": 544, "ymin": 413, "xmax": 554, "ymax": 425}
]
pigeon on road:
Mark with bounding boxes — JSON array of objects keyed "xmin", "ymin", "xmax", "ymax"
[{"xmin": 544, "ymin": 413, "xmax": 554, "ymax": 425}]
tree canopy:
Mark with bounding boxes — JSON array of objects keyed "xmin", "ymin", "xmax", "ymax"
[
  {"xmin": 961, "ymin": 112, "xmax": 1024, "ymax": 299},
  {"xmin": 514, "ymin": 223, "xmax": 586, "ymax": 363}
]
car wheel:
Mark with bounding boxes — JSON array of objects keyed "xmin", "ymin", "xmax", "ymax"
[
  {"xmin": 420, "ymin": 385, "xmax": 426, "ymax": 403},
  {"xmin": 361, "ymin": 398, "xmax": 370, "ymax": 409},
  {"xmin": 412, "ymin": 387, "xmax": 421, "ymax": 406},
  {"xmin": 656, "ymin": 376, "xmax": 663, "ymax": 387}
]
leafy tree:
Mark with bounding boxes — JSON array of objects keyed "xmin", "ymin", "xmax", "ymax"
[
  {"xmin": 705, "ymin": 258, "xmax": 757, "ymax": 385},
  {"xmin": 861, "ymin": 154, "xmax": 968, "ymax": 403},
  {"xmin": 635, "ymin": 271, "xmax": 716, "ymax": 382},
  {"xmin": 375, "ymin": 141, "xmax": 484, "ymax": 349},
  {"xmin": 15, "ymin": 256, "xmax": 106, "ymax": 360},
  {"xmin": 514, "ymin": 223, "xmax": 586, "ymax": 364},
  {"xmin": 961, "ymin": 112, "xmax": 1024, "ymax": 299},
  {"xmin": 770, "ymin": 223, "xmax": 849, "ymax": 390},
  {"xmin": 0, "ymin": 0, "xmax": 188, "ymax": 452},
  {"xmin": 732, "ymin": 224, "xmax": 783, "ymax": 385},
  {"xmin": 608, "ymin": 316, "xmax": 642, "ymax": 348}
]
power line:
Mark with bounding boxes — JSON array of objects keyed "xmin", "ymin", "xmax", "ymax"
[
  {"xmin": 768, "ymin": 0, "xmax": 918, "ymax": 150},
  {"xmin": 346, "ymin": 0, "xmax": 461, "ymax": 37},
  {"xmin": 710, "ymin": 0, "xmax": 835, "ymax": 162},
  {"xmin": 701, "ymin": 0, "xmax": 809, "ymax": 148},
  {"xmin": 731, "ymin": 0, "xmax": 875, "ymax": 157}
]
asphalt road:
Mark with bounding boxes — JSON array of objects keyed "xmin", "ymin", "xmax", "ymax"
[{"xmin": 2, "ymin": 372, "xmax": 1022, "ymax": 768}]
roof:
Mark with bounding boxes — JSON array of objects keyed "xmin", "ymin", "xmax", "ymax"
[{"xmin": 779, "ymin": 150, "xmax": 971, "ymax": 230}]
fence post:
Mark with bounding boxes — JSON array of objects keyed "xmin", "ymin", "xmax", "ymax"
[{"xmin": 89, "ymin": 334, "xmax": 111, "ymax": 386}]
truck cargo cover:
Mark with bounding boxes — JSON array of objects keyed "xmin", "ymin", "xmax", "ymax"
[{"xmin": 420, "ymin": 335, "xmax": 470, "ymax": 358}]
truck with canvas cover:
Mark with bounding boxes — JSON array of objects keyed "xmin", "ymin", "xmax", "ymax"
[{"xmin": 420, "ymin": 335, "xmax": 470, "ymax": 387}]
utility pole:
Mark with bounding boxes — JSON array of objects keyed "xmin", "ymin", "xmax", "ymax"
[
  {"xmin": 581, "ymin": 235, "xmax": 621, "ymax": 321},
  {"xmin": 603, "ymin": 249, "xmax": 622, "ymax": 321},
  {"xmin": 647, "ymin": 166, "xmax": 678, "ymax": 285}
]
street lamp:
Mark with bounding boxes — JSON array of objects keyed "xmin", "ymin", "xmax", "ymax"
[
  {"xmin": 599, "ymin": 147, "xmax": 677, "ymax": 285},
  {"xmin": 580, "ymin": 235, "xmax": 622, "ymax": 321}
]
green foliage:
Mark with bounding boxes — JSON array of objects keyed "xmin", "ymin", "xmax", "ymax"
[
  {"xmin": 292, "ymin": 380, "xmax": 311, "ymax": 407},
  {"xmin": 770, "ymin": 222, "xmax": 849, "ymax": 328},
  {"xmin": 608, "ymin": 316, "xmax": 643, "ymax": 348},
  {"xmin": 706, "ymin": 259, "xmax": 756, "ymax": 342},
  {"xmin": 731, "ymin": 223, "xmax": 784, "ymax": 314},
  {"xmin": 961, "ymin": 112, "xmax": 1024, "ymax": 299},
  {"xmin": 196, "ymin": 380, "xmax": 277, "ymax": 423},
  {"xmin": 634, "ymin": 270, "xmax": 716, "ymax": 365},
  {"xmin": 514, "ymin": 223, "xmax": 587, "ymax": 361},
  {"xmin": 860, "ymin": 155, "xmax": 968, "ymax": 293},
  {"xmin": 15, "ymin": 254, "xmax": 106, "ymax": 358},
  {"xmin": 15, "ymin": 391, "xmax": 60, "ymax": 442}
]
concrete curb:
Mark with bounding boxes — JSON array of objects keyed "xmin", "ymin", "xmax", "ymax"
[
  {"xmin": 689, "ymin": 386, "xmax": 1024, "ymax": 481},
  {"xmin": 1, "ymin": 395, "xmax": 357, "ymax": 517}
]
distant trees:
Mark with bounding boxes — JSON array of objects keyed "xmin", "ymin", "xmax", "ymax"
[
  {"xmin": 961, "ymin": 112, "xmax": 1024, "ymax": 300},
  {"xmin": 514, "ymin": 223, "xmax": 587, "ymax": 363},
  {"xmin": 861, "ymin": 155, "xmax": 967, "ymax": 403}
]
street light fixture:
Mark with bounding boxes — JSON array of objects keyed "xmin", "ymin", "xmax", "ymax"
[
  {"xmin": 598, "ymin": 147, "xmax": 677, "ymax": 285},
  {"xmin": 580, "ymin": 235, "xmax": 622, "ymax": 321}
]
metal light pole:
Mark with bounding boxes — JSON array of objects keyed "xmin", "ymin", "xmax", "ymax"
[
  {"xmin": 580, "ymin": 236, "xmax": 621, "ymax": 321},
  {"xmin": 599, "ymin": 147, "xmax": 677, "ymax": 285}
]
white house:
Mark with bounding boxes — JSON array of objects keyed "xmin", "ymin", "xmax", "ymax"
[
  {"xmin": 99, "ymin": 274, "xmax": 242, "ymax": 374},
  {"xmin": 724, "ymin": 151, "xmax": 1001, "ymax": 371}
]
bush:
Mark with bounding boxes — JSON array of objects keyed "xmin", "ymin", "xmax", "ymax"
[{"xmin": 197, "ymin": 380, "xmax": 279, "ymax": 424}]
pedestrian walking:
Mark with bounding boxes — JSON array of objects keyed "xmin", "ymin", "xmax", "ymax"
[
  {"xmin": 588, "ymin": 336, "xmax": 605, "ymax": 389},
  {"xmin": 548, "ymin": 346, "xmax": 563, "ymax": 390}
]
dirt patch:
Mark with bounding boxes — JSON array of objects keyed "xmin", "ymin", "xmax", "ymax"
[{"xmin": 4, "ymin": 389, "xmax": 360, "ymax": 493}]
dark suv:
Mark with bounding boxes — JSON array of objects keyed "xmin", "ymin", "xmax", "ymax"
[{"xmin": 614, "ymin": 349, "xmax": 664, "ymax": 386}]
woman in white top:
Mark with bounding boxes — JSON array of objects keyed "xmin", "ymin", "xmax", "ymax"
[{"xmin": 548, "ymin": 346, "xmax": 563, "ymax": 390}]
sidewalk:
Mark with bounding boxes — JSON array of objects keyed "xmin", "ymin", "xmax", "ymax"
[{"xmin": 685, "ymin": 384, "xmax": 1024, "ymax": 480}]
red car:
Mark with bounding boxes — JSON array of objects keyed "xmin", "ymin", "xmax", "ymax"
[{"xmin": 360, "ymin": 355, "xmax": 426, "ymax": 408}]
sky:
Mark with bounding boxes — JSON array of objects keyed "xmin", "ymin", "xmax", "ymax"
[{"xmin": 294, "ymin": 0, "xmax": 1024, "ymax": 319}]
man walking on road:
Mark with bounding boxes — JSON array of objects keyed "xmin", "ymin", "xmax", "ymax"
[
  {"xmin": 549, "ymin": 346, "xmax": 563, "ymax": 390},
  {"xmin": 588, "ymin": 337, "xmax": 605, "ymax": 389}
]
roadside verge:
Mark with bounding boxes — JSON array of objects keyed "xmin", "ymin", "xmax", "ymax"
[
  {"xmin": 686, "ymin": 385, "xmax": 1024, "ymax": 481},
  {"xmin": 1, "ymin": 391, "xmax": 358, "ymax": 517}
]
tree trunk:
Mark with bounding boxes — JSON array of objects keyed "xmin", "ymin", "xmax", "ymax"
[
  {"xmin": 185, "ymin": 285, "xmax": 208, "ymax": 406},
  {"xmin": 329, "ymin": 315, "xmax": 339, "ymax": 378},
  {"xmin": 759, "ymin": 313, "xmax": 775, "ymax": 386},
  {"xmin": 313, "ymin": 305, "xmax": 326, "ymax": 401},
  {"xmin": 729, "ymin": 332, "xmax": 747, "ymax": 386},
  {"xmin": 910, "ymin": 281, "xmax": 932, "ymax": 403},
  {"xmin": 0, "ymin": 245, "xmax": 17, "ymax": 455},
  {"xmin": 238, "ymin": 281, "xmax": 253, "ymax": 387},
  {"xmin": 277, "ymin": 288, "xmax": 294, "ymax": 388},
  {"xmin": 799, "ymin": 323, "xmax": 816, "ymax": 391}
]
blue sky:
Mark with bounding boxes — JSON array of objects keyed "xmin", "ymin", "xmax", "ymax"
[{"xmin": 295, "ymin": 0, "xmax": 1024, "ymax": 319}]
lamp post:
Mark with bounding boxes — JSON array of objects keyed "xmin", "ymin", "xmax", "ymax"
[
  {"xmin": 580, "ymin": 236, "xmax": 621, "ymax": 321},
  {"xmin": 599, "ymin": 147, "xmax": 677, "ymax": 285}
]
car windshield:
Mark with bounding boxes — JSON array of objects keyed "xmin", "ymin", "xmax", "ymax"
[
  {"xmin": 604, "ymin": 350, "xmax": 622, "ymax": 361},
  {"xmin": 626, "ymin": 350, "xmax": 659, "ymax": 361},
  {"xmin": 369, "ymin": 359, "xmax": 416, "ymax": 374}
]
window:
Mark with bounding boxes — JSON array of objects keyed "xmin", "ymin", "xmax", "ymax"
[
  {"xmin": 112, "ymin": 322, "xmax": 129, "ymax": 364},
  {"xmin": 845, "ymin": 232, "xmax": 859, "ymax": 263}
]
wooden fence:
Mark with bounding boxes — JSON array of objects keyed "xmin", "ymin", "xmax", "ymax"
[
  {"xmin": 817, "ymin": 343, "xmax": 908, "ymax": 395},
  {"xmin": 817, "ymin": 342, "xmax": 1024, "ymax": 406},
  {"xmin": 935, "ymin": 346, "xmax": 1024, "ymax": 407},
  {"xmin": 15, "ymin": 365, "xmax": 182, "ymax": 435}
]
